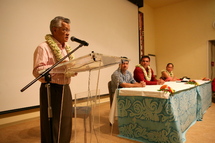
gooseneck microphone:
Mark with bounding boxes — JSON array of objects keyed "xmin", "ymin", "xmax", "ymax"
[{"xmin": 70, "ymin": 36, "xmax": 89, "ymax": 46}]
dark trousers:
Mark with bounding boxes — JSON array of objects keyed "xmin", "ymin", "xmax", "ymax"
[{"xmin": 40, "ymin": 83, "xmax": 73, "ymax": 143}]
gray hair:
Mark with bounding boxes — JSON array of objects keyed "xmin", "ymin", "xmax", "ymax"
[{"xmin": 50, "ymin": 16, "xmax": 70, "ymax": 34}]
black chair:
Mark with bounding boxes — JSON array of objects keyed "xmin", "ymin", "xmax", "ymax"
[{"xmin": 108, "ymin": 81, "xmax": 114, "ymax": 107}]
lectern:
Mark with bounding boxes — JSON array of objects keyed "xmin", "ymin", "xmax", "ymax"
[
  {"xmin": 46, "ymin": 52, "xmax": 122, "ymax": 143},
  {"xmin": 51, "ymin": 52, "xmax": 122, "ymax": 73}
]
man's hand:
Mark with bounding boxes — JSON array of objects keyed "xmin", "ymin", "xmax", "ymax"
[
  {"xmin": 157, "ymin": 79, "xmax": 165, "ymax": 85},
  {"xmin": 65, "ymin": 71, "xmax": 78, "ymax": 77},
  {"xmin": 140, "ymin": 81, "xmax": 146, "ymax": 87}
]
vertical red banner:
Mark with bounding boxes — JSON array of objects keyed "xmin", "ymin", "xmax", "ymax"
[{"xmin": 138, "ymin": 11, "xmax": 144, "ymax": 59}]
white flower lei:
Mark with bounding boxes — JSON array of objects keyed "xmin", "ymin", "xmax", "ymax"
[
  {"xmin": 166, "ymin": 70, "xmax": 174, "ymax": 77},
  {"xmin": 136, "ymin": 64, "xmax": 152, "ymax": 81},
  {"xmin": 45, "ymin": 34, "xmax": 74, "ymax": 61}
]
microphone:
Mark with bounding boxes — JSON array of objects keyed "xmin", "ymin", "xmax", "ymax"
[{"xmin": 70, "ymin": 36, "xmax": 89, "ymax": 46}]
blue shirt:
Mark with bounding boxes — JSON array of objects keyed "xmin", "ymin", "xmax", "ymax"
[{"xmin": 111, "ymin": 68, "xmax": 136, "ymax": 94}]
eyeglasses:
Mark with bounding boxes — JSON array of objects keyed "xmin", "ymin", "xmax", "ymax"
[
  {"xmin": 62, "ymin": 28, "xmax": 70, "ymax": 33},
  {"xmin": 56, "ymin": 27, "xmax": 70, "ymax": 33}
]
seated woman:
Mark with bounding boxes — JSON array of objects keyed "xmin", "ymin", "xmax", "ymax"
[{"xmin": 161, "ymin": 63, "xmax": 177, "ymax": 81}]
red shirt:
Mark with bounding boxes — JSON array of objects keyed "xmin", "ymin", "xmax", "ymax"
[{"xmin": 133, "ymin": 66, "xmax": 158, "ymax": 85}]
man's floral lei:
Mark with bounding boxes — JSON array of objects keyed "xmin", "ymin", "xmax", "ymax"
[
  {"xmin": 158, "ymin": 85, "xmax": 175, "ymax": 94},
  {"xmin": 186, "ymin": 80, "xmax": 199, "ymax": 86},
  {"xmin": 45, "ymin": 34, "xmax": 74, "ymax": 61},
  {"xmin": 136, "ymin": 64, "xmax": 152, "ymax": 81}
]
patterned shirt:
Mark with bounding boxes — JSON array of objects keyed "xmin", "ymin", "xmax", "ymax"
[{"xmin": 111, "ymin": 68, "xmax": 136, "ymax": 94}]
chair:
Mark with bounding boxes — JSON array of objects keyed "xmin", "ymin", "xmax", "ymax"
[
  {"xmin": 72, "ymin": 90, "xmax": 99, "ymax": 143},
  {"xmin": 212, "ymin": 78, "xmax": 215, "ymax": 103},
  {"xmin": 108, "ymin": 81, "xmax": 114, "ymax": 107},
  {"xmin": 72, "ymin": 106, "xmax": 91, "ymax": 130},
  {"xmin": 212, "ymin": 78, "xmax": 215, "ymax": 92},
  {"xmin": 72, "ymin": 94, "xmax": 93, "ymax": 143}
]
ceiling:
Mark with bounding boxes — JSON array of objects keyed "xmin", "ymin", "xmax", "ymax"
[{"xmin": 144, "ymin": 0, "xmax": 186, "ymax": 8}]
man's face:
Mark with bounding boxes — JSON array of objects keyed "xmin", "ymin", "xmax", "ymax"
[
  {"xmin": 120, "ymin": 61, "xmax": 129, "ymax": 72},
  {"xmin": 140, "ymin": 58, "xmax": 150, "ymax": 68},
  {"xmin": 52, "ymin": 21, "xmax": 70, "ymax": 45}
]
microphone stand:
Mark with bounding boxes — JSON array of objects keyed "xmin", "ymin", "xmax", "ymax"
[{"xmin": 20, "ymin": 43, "xmax": 85, "ymax": 143}]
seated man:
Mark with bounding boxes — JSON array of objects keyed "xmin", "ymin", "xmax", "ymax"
[
  {"xmin": 134, "ymin": 55, "xmax": 164, "ymax": 85},
  {"xmin": 110, "ymin": 57, "xmax": 145, "ymax": 106}
]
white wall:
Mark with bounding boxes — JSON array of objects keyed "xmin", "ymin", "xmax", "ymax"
[
  {"xmin": 0, "ymin": 0, "xmax": 139, "ymax": 112},
  {"xmin": 141, "ymin": 0, "xmax": 215, "ymax": 79},
  {"xmin": 154, "ymin": 0, "xmax": 215, "ymax": 79}
]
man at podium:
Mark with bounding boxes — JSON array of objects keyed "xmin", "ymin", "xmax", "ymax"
[{"xmin": 33, "ymin": 16, "xmax": 76, "ymax": 143}]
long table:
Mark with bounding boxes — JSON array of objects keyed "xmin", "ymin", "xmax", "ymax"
[{"xmin": 109, "ymin": 80, "xmax": 212, "ymax": 143}]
